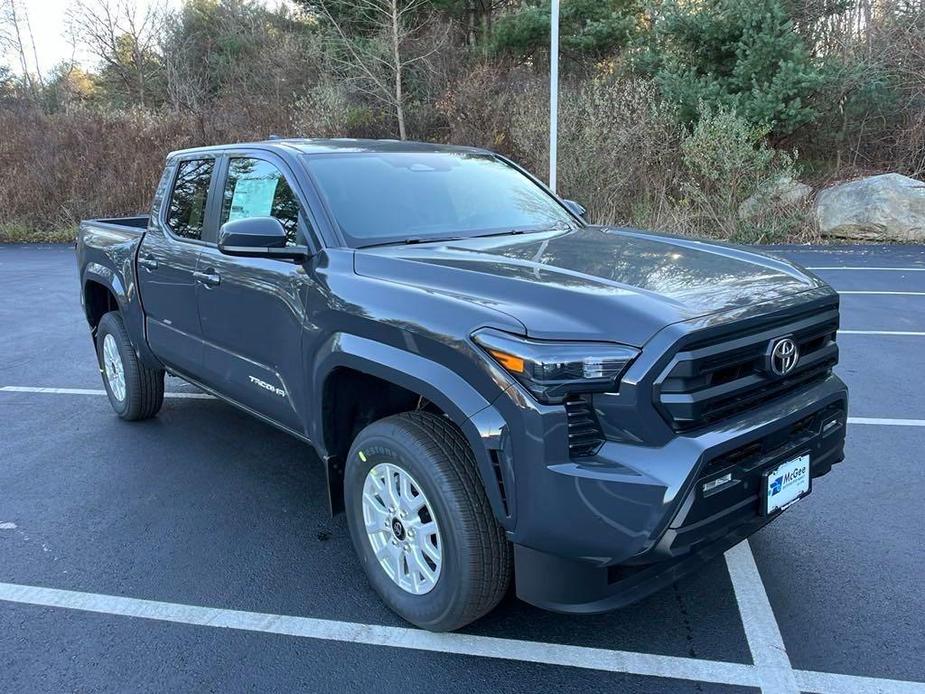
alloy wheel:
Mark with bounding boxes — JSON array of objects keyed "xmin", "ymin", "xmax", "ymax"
[
  {"xmin": 361, "ymin": 462, "xmax": 443, "ymax": 595},
  {"xmin": 102, "ymin": 333, "xmax": 126, "ymax": 402}
]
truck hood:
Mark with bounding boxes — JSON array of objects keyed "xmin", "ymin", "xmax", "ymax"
[{"xmin": 353, "ymin": 226, "xmax": 830, "ymax": 346}]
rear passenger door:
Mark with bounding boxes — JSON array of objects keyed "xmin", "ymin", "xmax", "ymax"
[
  {"xmin": 194, "ymin": 152, "xmax": 313, "ymax": 433},
  {"xmin": 138, "ymin": 156, "xmax": 217, "ymax": 378}
]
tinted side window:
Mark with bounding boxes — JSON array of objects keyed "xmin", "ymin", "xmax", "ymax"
[
  {"xmin": 221, "ymin": 158, "xmax": 301, "ymax": 246},
  {"xmin": 166, "ymin": 159, "xmax": 214, "ymax": 240}
]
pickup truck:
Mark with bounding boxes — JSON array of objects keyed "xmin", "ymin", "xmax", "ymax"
[{"xmin": 77, "ymin": 138, "xmax": 848, "ymax": 631}]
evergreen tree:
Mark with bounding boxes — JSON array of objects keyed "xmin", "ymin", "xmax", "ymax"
[
  {"xmin": 491, "ymin": 0, "xmax": 640, "ymax": 65},
  {"xmin": 639, "ymin": 0, "xmax": 826, "ymax": 135}
]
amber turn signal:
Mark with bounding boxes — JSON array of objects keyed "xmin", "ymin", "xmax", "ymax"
[{"xmin": 488, "ymin": 349, "xmax": 525, "ymax": 373}]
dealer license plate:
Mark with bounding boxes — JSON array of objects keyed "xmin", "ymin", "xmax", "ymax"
[{"xmin": 762, "ymin": 454, "xmax": 811, "ymax": 515}]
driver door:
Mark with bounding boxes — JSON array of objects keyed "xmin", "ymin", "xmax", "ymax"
[{"xmin": 195, "ymin": 152, "xmax": 314, "ymax": 433}]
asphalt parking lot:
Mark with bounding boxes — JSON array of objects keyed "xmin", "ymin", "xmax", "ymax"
[{"xmin": 1, "ymin": 243, "xmax": 924, "ymax": 693}]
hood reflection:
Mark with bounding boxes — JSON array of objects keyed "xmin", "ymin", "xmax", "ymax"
[{"xmin": 356, "ymin": 225, "xmax": 829, "ymax": 346}]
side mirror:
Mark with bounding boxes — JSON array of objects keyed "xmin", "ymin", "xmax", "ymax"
[
  {"xmin": 218, "ymin": 217, "xmax": 309, "ymax": 261},
  {"xmin": 563, "ymin": 199, "xmax": 587, "ymax": 219}
]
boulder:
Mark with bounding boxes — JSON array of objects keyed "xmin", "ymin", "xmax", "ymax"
[
  {"xmin": 815, "ymin": 173, "xmax": 925, "ymax": 241},
  {"xmin": 738, "ymin": 176, "xmax": 812, "ymax": 219}
]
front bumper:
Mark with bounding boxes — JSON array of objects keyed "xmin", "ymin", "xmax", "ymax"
[{"xmin": 504, "ymin": 373, "xmax": 848, "ymax": 614}]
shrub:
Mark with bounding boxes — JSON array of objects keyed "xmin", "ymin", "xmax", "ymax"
[
  {"xmin": 509, "ymin": 75, "xmax": 683, "ymax": 227},
  {"xmin": 673, "ymin": 105, "xmax": 806, "ymax": 243},
  {"xmin": 439, "ymin": 61, "xmax": 528, "ymax": 153},
  {"xmin": 0, "ymin": 107, "xmax": 192, "ymax": 233},
  {"xmin": 507, "ymin": 84, "xmax": 809, "ymax": 243},
  {"xmin": 291, "ymin": 82, "xmax": 355, "ymax": 138},
  {"xmin": 0, "ymin": 223, "xmax": 75, "ymax": 244}
]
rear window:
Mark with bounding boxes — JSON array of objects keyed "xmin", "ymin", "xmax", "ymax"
[
  {"xmin": 166, "ymin": 159, "xmax": 214, "ymax": 240},
  {"xmin": 303, "ymin": 152, "xmax": 574, "ymax": 247}
]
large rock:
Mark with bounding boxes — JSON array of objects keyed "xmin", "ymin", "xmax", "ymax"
[{"xmin": 816, "ymin": 173, "xmax": 925, "ymax": 240}]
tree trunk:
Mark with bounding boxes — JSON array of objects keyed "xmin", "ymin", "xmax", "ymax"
[
  {"xmin": 22, "ymin": 5, "xmax": 43, "ymax": 90},
  {"xmin": 390, "ymin": 0, "xmax": 407, "ymax": 140},
  {"xmin": 5, "ymin": 0, "xmax": 38, "ymax": 101},
  {"xmin": 133, "ymin": 42, "xmax": 146, "ymax": 107}
]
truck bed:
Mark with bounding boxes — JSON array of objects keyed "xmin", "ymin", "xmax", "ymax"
[
  {"xmin": 84, "ymin": 215, "xmax": 150, "ymax": 232},
  {"xmin": 76, "ymin": 215, "xmax": 151, "ymax": 361}
]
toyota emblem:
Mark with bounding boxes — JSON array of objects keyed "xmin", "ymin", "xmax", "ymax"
[{"xmin": 768, "ymin": 338, "xmax": 799, "ymax": 376}]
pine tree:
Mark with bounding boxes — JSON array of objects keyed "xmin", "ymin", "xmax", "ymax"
[{"xmin": 641, "ymin": 0, "xmax": 825, "ymax": 136}]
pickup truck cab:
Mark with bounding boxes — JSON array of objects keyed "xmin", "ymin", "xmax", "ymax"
[{"xmin": 77, "ymin": 138, "xmax": 848, "ymax": 631}]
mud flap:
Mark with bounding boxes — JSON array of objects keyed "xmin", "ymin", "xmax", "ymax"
[{"xmin": 324, "ymin": 454, "xmax": 345, "ymax": 515}]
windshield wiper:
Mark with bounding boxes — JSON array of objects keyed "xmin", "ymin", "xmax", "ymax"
[
  {"xmin": 473, "ymin": 222, "xmax": 574, "ymax": 239},
  {"xmin": 359, "ymin": 235, "xmax": 464, "ymax": 249},
  {"xmin": 360, "ymin": 223, "xmax": 571, "ymax": 249},
  {"xmin": 405, "ymin": 236, "xmax": 464, "ymax": 244}
]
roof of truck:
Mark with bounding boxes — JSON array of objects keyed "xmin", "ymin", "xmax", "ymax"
[{"xmin": 167, "ymin": 138, "xmax": 491, "ymax": 159}]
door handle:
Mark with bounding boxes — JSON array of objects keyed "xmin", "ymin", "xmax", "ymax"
[
  {"xmin": 193, "ymin": 270, "xmax": 221, "ymax": 287},
  {"xmin": 138, "ymin": 256, "xmax": 158, "ymax": 270}
]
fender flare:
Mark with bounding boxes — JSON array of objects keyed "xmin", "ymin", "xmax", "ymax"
[
  {"xmin": 81, "ymin": 263, "xmax": 161, "ymax": 369},
  {"xmin": 312, "ymin": 333, "xmax": 514, "ymax": 527},
  {"xmin": 82, "ymin": 262, "xmax": 128, "ymax": 313}
]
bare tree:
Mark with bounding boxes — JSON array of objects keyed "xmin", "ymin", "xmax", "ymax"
[
  {"xmin": 21, "ymin": 2, "xmax": 42, "ymax": 84},
  {"xmin": 0, "ymin": 0, "xmax": 43, "ymax": 99},
  {"xmin": 67, "ymin": 0, "xmax": 163, "ymax": 107},
  {"xmin": 318, "ymin": 0, "xmax": 448, "ymax": 139}
]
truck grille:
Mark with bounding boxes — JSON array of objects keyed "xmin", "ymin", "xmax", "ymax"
[
  {"xmin": 655, "ymin": 305, "xmax": 839, "ymax": 432},
  {"xmin": 565, "ymin": 396, "xmax": 604, "ymax": 457}
]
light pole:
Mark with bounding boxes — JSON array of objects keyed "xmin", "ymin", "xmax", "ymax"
[{"xmin": 549, "ymin": 0, "xmax": 559, "ymax": 193}]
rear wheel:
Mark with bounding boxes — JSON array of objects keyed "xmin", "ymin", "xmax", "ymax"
[
  {"xmin": 344, "ymin": 411, "xmax": 512, "ymax": 631},
  {"xmin": 96, "ymin": 311, "xmax": 164, "ymax": 421}
]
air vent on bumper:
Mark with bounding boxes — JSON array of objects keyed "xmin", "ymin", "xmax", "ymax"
[{"xmin": 565, "ymin": 396, "xmax": 604, "ymax": 457}]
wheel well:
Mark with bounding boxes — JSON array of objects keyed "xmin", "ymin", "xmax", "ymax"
[
  {"xmin": 321, "ymin": 368, "xmax": 445, "ymax": 513},
  {"xmin": 323, "ymin": 368, "xmax": 445, "ymax": 463},
  {"xmin": 84, "ymin": 280, "xmax": 118, "ymax": 336}
]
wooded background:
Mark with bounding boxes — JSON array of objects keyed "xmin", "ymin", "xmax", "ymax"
[{"xmin": 1, "ymin": 0, "xmax": 923, "ymax": 242}]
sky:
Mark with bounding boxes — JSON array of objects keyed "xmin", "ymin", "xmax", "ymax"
[
  {"xmin": 4, "ymin": 0, "xmax": 287, "ymax": 77},
  {"xmin": 5, "ymin": 0, "xmax": 169, "ymax": 75}
]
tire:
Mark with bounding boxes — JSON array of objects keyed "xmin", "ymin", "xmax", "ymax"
[
  {"xmin": 344, "ymin": 411, "xmax": 512, "ymax": 632},
  {"xmin": 96, "ymin": 311, "xmax": 164, "ymax": 421}
]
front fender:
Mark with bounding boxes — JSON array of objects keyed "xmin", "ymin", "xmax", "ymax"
[{"xmin": 312, "ymin": 333, "xmax": 515, "ymax": 528}]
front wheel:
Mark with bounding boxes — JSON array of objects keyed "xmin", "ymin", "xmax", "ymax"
[
  {"xmin": 96, "ymin": 311, "xmax": 164, "ymax": 421},
  {"xmin": 344, "ymin": 412, "xmax": 512, "ymax": 631}
]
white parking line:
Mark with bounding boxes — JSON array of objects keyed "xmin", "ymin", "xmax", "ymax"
[
  {"xmin": 848, "ymin": 417, "xmax": 925, "ymax": 427},
  {"xmin": 0, "ymin": 581, "xmax": 756, "ymax": 688},
  {"xmin": 838, "ymin": 291, "xmax": 925, "ymax": 296},
  {"xmin": 839, "ymin": 330, "xmax": 925, "ymax": 336},
  {"xmin": 795, "ymin": 670, "xmax": 925, "ymax": 694},
  {"xmin": 0, "ymin": 581, "xmax": 921, "ymax": 692},
  {"xmin": 808, "ymin": 267, "xmax": 925, "ymax": 272},
  {"xmin": 725, "ymin": 541, "xmax": 798, "ymax": 693},
  {"xmin": 0, "ymin": 386, "xmax": 213, "ymax": 399}
]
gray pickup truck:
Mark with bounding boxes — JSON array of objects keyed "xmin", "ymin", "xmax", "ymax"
[{"xmin": 76, "ymin": 138, "xmax": 848, "ymax": 631}]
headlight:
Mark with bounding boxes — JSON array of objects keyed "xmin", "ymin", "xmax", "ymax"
[{"xmin": 472, "ymin": 328, "xmax": 639, "ymax": 404}]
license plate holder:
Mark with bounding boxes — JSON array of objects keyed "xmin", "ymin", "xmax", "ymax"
[{"xmin": 762, "ymin": 453, "xmax": 811, "ymax": 516}]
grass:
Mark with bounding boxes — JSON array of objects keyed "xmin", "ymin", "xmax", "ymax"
[{"xmin": 0, "ymin": 223, "xmax": 77, "ymax": 244}]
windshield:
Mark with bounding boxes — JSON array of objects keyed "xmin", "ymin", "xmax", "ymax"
[{"xmin": 303, "ymin": 152, "xmax": 577, "ymax": 247}]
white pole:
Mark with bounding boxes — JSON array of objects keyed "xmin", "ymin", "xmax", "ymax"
[{"xmin": 549, "ymin": 0, "xmax": 559, "ymax": 193}]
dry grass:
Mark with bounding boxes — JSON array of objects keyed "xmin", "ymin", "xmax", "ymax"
[
  {"xmin": 0, "ymin": 70, "xmax": 883, "ymax": 245},
  {"xmin": 0, "ymin": 223, "xmax": 76, "ymax": 244}
]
